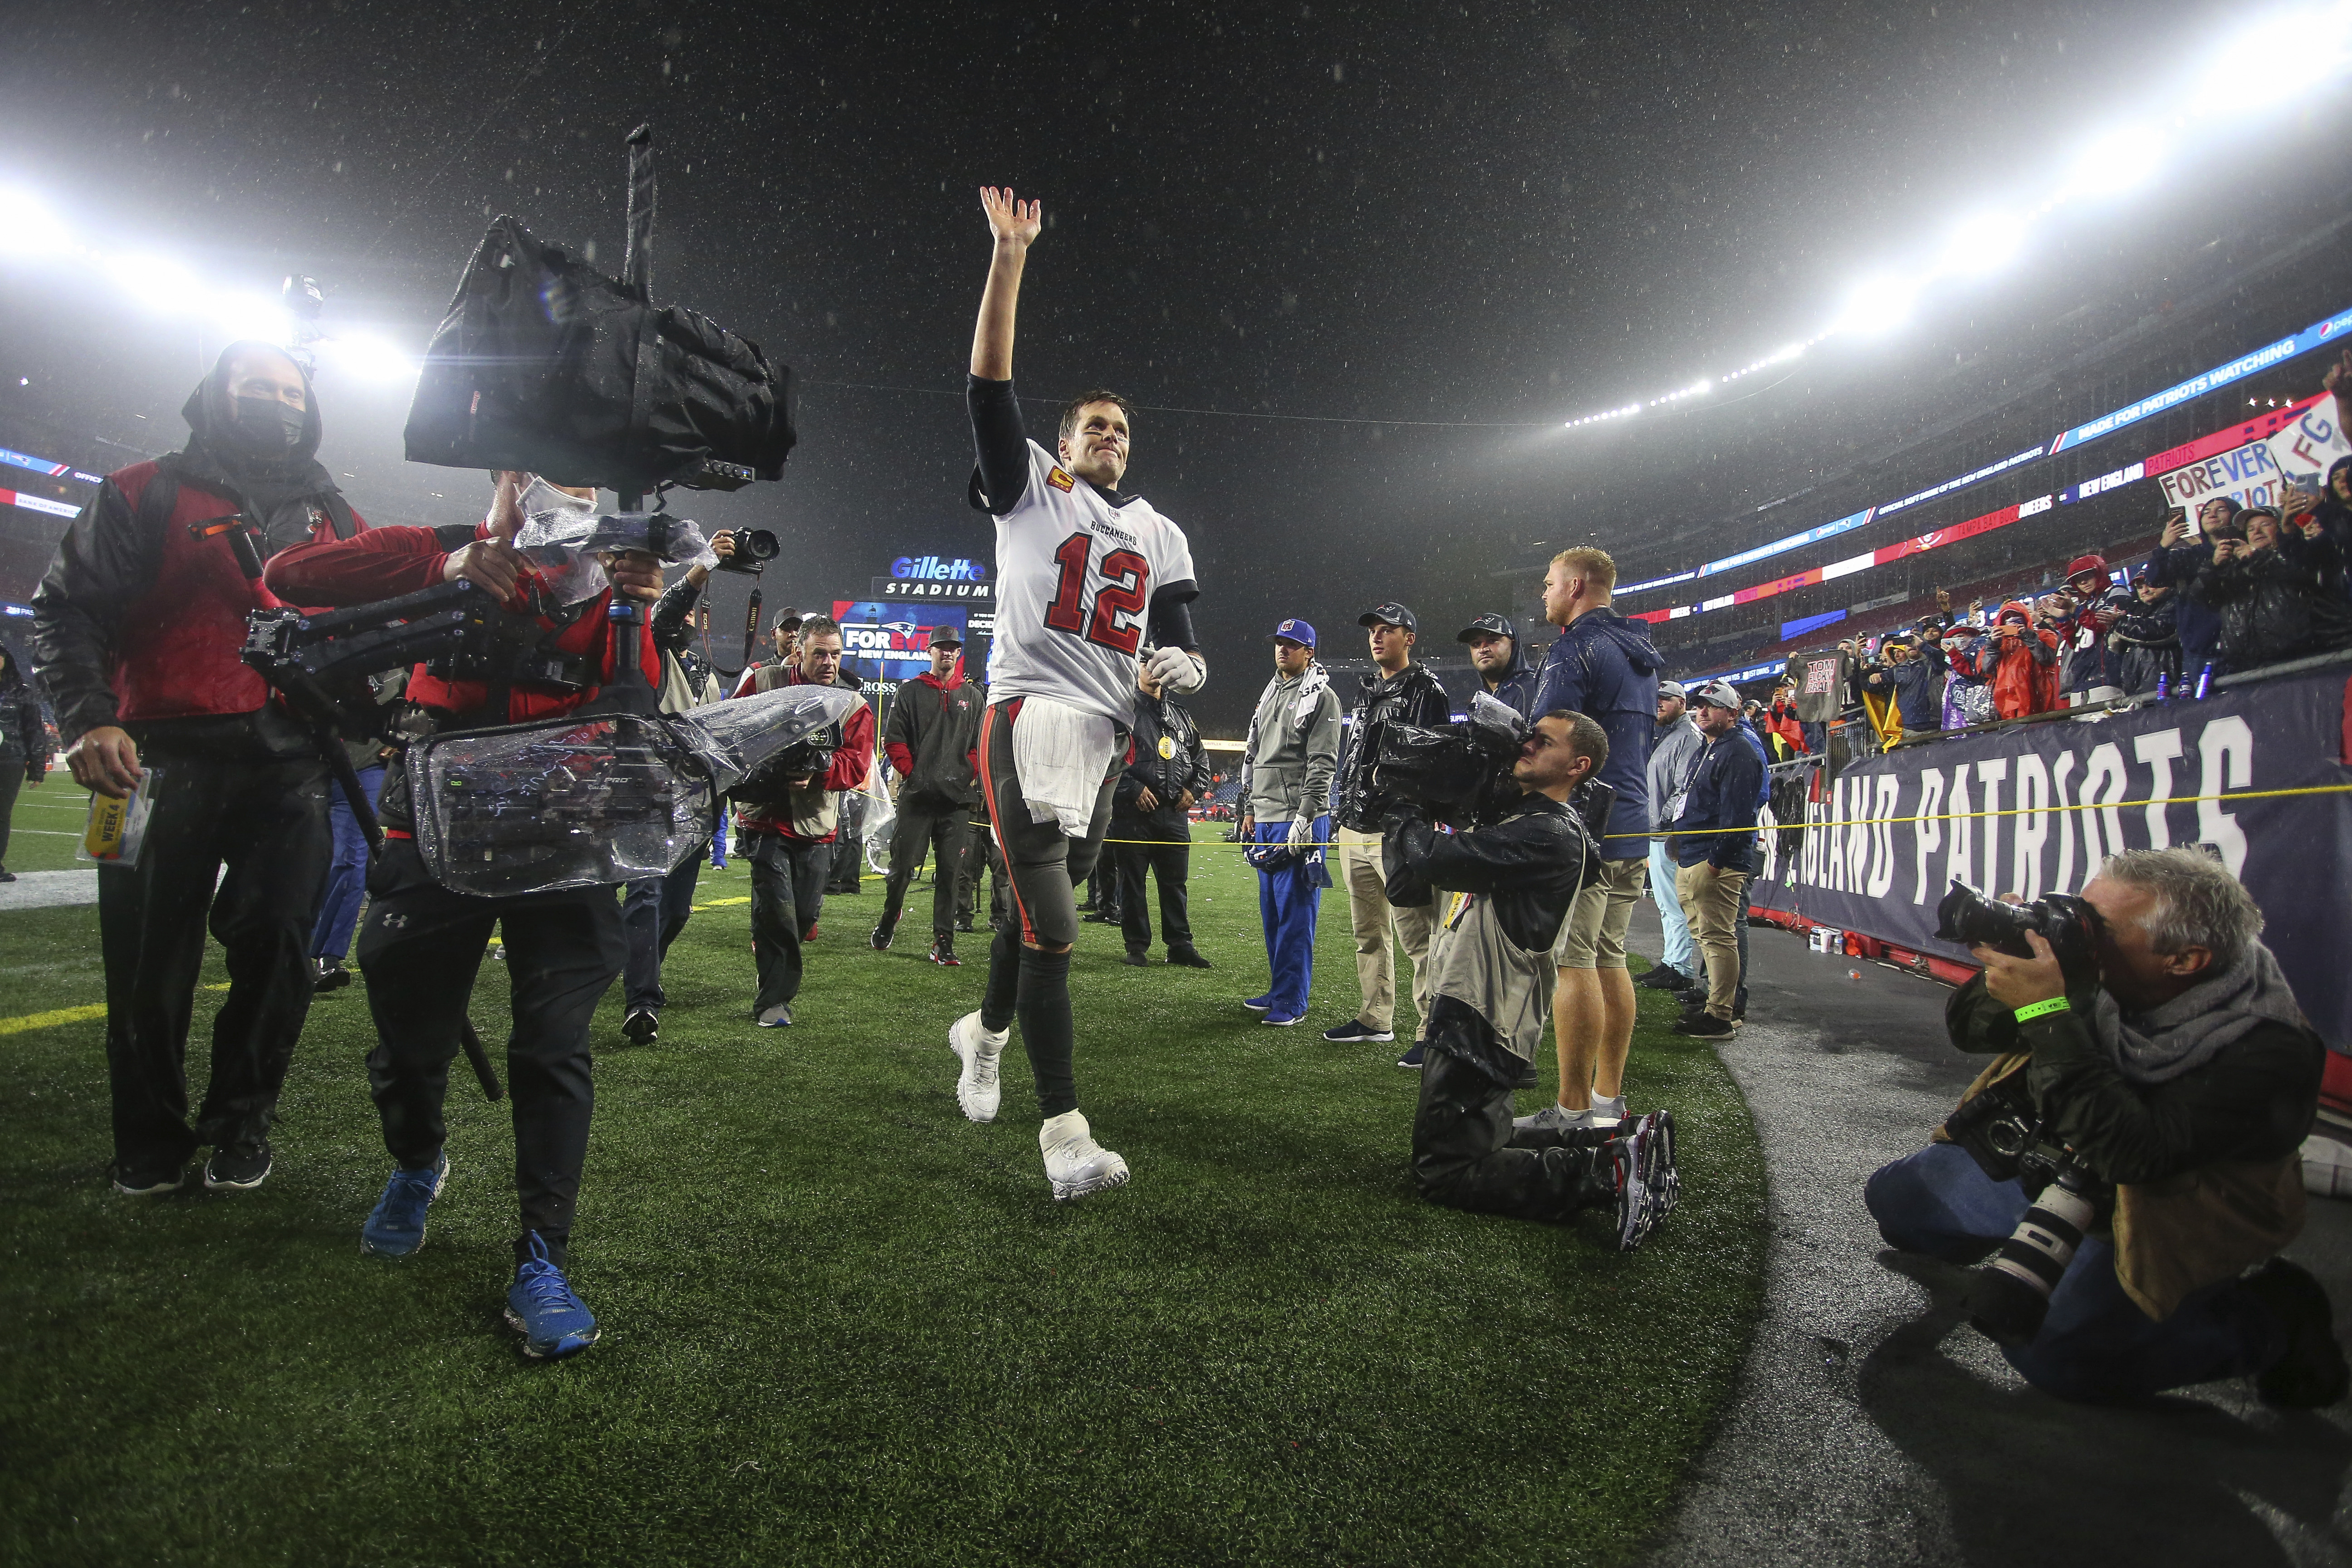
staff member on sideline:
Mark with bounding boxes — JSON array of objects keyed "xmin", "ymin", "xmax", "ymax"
[
  {"xmin": 1239, "ymin": 619, "xmax": 1342, "ymax": 1024},
  {"xmin": 1520, "ymin": 547, "xmax": 1663, "ymax": 1131},
  {"xmin": 1116, "ymin": 650, "xmax": 1214, "ymax": 968},
  {"xmin": 1458, "ymin": 612, "xmax": 1538, "ymax": 720},
  {"xmin": 873, "ymin": 626, "xmax": 984, "ymax": 966},
  {"xmin": 34, "ymin": 341, "xmax": 363, "ymax": 1196},
  {"xmin": 1638, "ymin": 681, "xmax": 1703, "ymax": 996},
  {"xmin": 1323, "ymin": 603, "xmax": 1451, "ymax": 1061},
  {"xmin": 1666, "ymin": 680, "xmax": 1764, "ymax": 1040}
]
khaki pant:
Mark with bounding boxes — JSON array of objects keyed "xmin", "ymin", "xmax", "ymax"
[
  {"xmin": 1674, "ymin": 861, "xmax": 1749, "ymax": 1022},
  {"xmin": 1337, "ymin": 827, "xmax": 1433, "ymax": 1038}
]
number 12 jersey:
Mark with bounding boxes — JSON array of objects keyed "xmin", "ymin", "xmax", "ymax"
[{"xmin": 985, "ymin": 438, "xmax": 1196, "ymax": 727}]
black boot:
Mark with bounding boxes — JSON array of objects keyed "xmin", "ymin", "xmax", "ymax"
[{"xmin": 2245, "ymin": 1258, "xmax": 2349, "ymax": 1407}]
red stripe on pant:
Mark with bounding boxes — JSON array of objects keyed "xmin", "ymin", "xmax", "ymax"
[{"xmin": 975, "ymin": 698, "xmax": 1038, "ymax": 947}]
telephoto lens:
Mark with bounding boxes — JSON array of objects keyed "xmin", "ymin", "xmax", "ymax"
[{"xmin": 1967, "ymin": 1161, "xmax": 2102, "ymax": 1344}]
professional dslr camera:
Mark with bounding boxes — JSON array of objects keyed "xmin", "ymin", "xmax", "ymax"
[
  {"xmin": 1934, "ymin": 880, "xmax": 2102, "ymax": 976},
  {"xmin": 1336, "ymin": 691, "xmax": 1539, "ymax": 832},
  {"xmin": 1943, "ymin": 1070, "xmax": 2109, "ymax": 1346}
]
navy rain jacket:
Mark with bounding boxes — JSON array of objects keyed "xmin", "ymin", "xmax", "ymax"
[{"xmin": 1529, "ymin": 607, "xmax": 1663, "ymax": 857}]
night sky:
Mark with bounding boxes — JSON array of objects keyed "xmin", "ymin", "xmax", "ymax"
[{"xmin": 2, "ymin": 0, "xmax": 2342, "ymax": 731}]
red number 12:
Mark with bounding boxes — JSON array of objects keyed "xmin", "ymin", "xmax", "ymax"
[{"xmin": 1043, "ymin": 533, "xmax": 1150, "ymax": 655}]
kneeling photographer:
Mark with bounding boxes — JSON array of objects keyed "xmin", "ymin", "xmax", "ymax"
[
  {"xmin": 1865, "ymin": 850, "xmax": 2342, "ymax": 1407},
  {"xmin": 1381, "ymin": 708, "xmax": 1675, "ymax": 1251},
  {"xmin": 261, "ymin": 468, "xmax": 667, "ymax": 1361}
]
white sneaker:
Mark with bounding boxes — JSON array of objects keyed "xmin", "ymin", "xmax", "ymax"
[
  {"xmin": 949, "ymin": 1011, "xmax": 1008, "ymax": 1124},
  {"xmin": 1039, "ymin": 1109, "xmax": 1130, "ymax": 1202},
  {"xmin": 1512, "ymin": 1102, "xmax": 1596, "ymax": 1135},
  {"xmin": 1588, "ymin": 1093, "xmax": 1626, "ymax": 1130}
]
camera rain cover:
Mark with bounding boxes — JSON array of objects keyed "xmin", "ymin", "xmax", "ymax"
[
  {"xmin": 511, "ymin": 485, "xmax": 720, "ymax": 603},
  {"xmin": 402, "ymin": 215, "xmax": 798, "ymax": 496},
  {"xmin": 410, "ymin": 684, "xmax": 859, "ymax": 898}
]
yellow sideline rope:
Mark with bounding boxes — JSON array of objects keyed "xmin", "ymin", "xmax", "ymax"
[{"xmin": 1067, "ymin": 780, "xmax": 2352, "ymax": 847}]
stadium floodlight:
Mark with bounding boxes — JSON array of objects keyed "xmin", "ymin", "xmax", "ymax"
[
  {"xmin": 0, "ymin": 188, "xmax": 74, "ymax": 258},
  {"xmin": 317, "ymin": 333, "xmax": 417, "ymax": 385},
  {"xmin": 2060, "ymin": 125, "xmax": 2166, "ymax": 201},
  {"xmin": 1939, "ymin": 211, "xmax": 2026, "ymax": 277},
  {"xmin": 2195, "ymin": 5, "xmax": 2352, "ymax": 107},
  {"xmin": 104, "ymin": 253, "xmax": 206, "ymax": 315},
  {"xmin": 1832, "ymin": 274, "xmax": 1919, "ymax": 336},
  {"xmin": 212, "ymin": 291, "xmax": 293, "ymax": 344}
]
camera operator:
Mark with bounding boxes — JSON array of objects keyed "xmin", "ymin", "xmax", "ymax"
[
  {"xmin": 0, "ymin": 642, "xmax": 54, "ymax": 882},
  {"xmin": 32, "ymin": 341, "xmax": 366, "ymax": 1196},
  {"xmin": 1456, "ymin": 612, "xmax": 1538, "ymax": 720},
  {"xmin": 1240, "ymin": 618, "xmax": 1342, "ymax": 1025},
  {"xmin": 614, "ymin": 531, "xmax": 741, "ymax": 1045},
  {"xmin": 872, "ymin": 627, "xmax": 983, "ymax": 967},
  {"xmin": 1663, "ymin": 681, "xmax": 1762, "ymax": 1039},
  {"xmin": 1864, "ymin": 851, "xmax": 2341, "ymax": 1406},
  {"xmin": 1114, "ymin": 651, "xmax": 1213, "ymax": 969},
  {"xmin": 735, "ymin": 615, "xmax": 875, "ymax": 1024},
  {"xmin": 1524, "ymin": 548, "xmax": 1664, "ymax": 1122},
  {"xmin": 1386, "ymin": 710, "xmax": 1671, "ymax": 1249},
  {"xmin": 260, "ymin": 466, "xmax": 664, "ymax": 1359},
  {"xmin": 1634, "ymin": 681, "xmax": 1702, "ymax": 1000},
  {"xmin": 1324, "ymin": 603, "xmax": 1451, "ymax": 1059}
]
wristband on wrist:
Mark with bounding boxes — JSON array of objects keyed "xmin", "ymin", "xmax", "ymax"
[{"xmin": 2013, "ymin": 996, "xmax": 2070, "ymax": 1023}]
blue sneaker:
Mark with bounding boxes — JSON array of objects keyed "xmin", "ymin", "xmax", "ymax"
[
  {"xmin": 360, "ymin": 1152, "xmax": 449, "ymax": 1257},
  {"xmin": 1242, "ymin": 993, "xmax": 1276, "ymax": 1012},
  {"xmin": 505, "ymin": 1231, "xmax": 599, "ymax": 1359},
  {"xmin": 1262, "ymin": 1010, "xmax": 1305, "ymax": 1027},
  {"xmin": 1321, "ymin": 1018, "xmax": 1394, "ymax": 1044}
]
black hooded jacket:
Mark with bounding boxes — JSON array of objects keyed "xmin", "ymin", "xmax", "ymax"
[
  {"xmin": 1333, "ymin": 662, "xmax": 1452, "ymax": 806},
  {"xmin": 30, "ymin": 342, "xmax": 358, "ymax": 743}
]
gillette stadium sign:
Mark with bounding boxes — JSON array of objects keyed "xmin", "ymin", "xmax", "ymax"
[{"xmin": 874, "ymin": 554, "xmax": 993, "ymax": 603}]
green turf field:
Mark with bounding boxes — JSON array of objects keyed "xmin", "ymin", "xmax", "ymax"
[
  {"xmin": 1, "ymin": 774, "xmax": 88, "ymax": 872},
  {"xmin": 0, "ymin": 806, "xmax": 1767, "ymax": 1567}
]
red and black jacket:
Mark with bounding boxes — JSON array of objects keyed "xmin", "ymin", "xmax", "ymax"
[{"xmin": 261, "ymin": 522, "xmax": 658, "ymax": 728}]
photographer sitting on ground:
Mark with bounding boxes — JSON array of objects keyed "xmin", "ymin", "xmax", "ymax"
[
  {"xmin": 1864, "ymin": 849, "xmax": 2341, "ymax": 1407},
  {"xmin": 1383, "ymin": 710, "xmax": 1674, "ymax": 1250}
]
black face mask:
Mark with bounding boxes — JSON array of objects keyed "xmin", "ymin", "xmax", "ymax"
[{"xmin": 229, "ymin": 395, "xmax": 306, "ymax": 455}]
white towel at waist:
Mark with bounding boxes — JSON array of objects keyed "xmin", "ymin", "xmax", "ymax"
[{"xmin": 1010, "ymin": 696, "xmax": 1119, "ymax": 838}]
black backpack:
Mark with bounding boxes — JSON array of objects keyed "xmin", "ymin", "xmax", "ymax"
[{"xmin": 402, "ymin": 132, "xmax": 796, "ymax": 497}]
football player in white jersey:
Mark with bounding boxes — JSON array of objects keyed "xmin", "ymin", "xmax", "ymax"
[{"xmin": 946, "ymin": 185, "xmax": 1208, "ymax": 1201}]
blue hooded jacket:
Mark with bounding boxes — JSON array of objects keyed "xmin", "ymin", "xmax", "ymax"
[
  {"xmin": 1481, "ymin": 634, "xmax": 1539, "ymax": 721},
  {"xmin": 1530, "ymin": 607, "xmax": 1664, "ymax": 856}
]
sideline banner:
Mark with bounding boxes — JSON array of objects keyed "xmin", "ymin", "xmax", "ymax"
[{"xmin": 1744, "ymin": 663, "xmax": 2352, "ymax": 1045}]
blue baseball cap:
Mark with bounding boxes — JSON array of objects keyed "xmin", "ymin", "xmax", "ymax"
[{"xmin": 1270, "ymin": 617, "xmax": 1318, "ymax": 647}]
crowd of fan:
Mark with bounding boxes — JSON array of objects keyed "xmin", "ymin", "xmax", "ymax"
[{"xmin": 1741, "ymin": 457, "xmax": 2352, "ymax": 760}]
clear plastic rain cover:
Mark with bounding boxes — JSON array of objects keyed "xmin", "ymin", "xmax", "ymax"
[
  {"xmin": 510, "ymin": 477, "xmax": 722, "ymax": 606},
  {"xmin": 410, "ymin": 684, "xmax": 860, "ymax": 897}
]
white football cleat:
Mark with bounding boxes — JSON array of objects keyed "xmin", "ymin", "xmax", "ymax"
[
  {"xmin": 1039, "ymin": 1109, "xmax": 1130, "ymax": 1202},
  {"xmin": 948, "ymin": 1010, "xmax": 1008, "ymax": 1124}
]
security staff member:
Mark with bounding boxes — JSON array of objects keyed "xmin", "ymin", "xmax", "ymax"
[
  {"xmin": 874, "ymin": 626, "xmax": 984, "ymax": 966},
  {"xmin": 32, "ymin": 341, "xmax": 363, "ymax": 1197},
  {"xmin": 262, "ymin": 468, "xmax": 664, "ymax": 1361},
  {"xmin": 1113, "ymin": 654, "xmax": 1213, "ymax": 968}
]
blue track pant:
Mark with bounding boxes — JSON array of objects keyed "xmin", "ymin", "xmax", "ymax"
[
  {"xmin": 1647, "ymin": 838, "xmax": 1694, "ymax": 975},
  {"xmin": 1254, "ymin": 821, "xmax": 1323, "ymax": 1018},
  {"xmin": 310, "ymin": 764, "xmax": 384, "ymax": 963}
]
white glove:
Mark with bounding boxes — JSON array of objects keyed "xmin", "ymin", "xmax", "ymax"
[
  {"xmin": 1286, "ymin": 814, "xmax": 1314, "ymax": 848},
  {"xmin": 1144, "ymin": 645, "xmax": 1205, "ymax": 694}
]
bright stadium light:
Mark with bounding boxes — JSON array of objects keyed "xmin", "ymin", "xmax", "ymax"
[
  {"xmin": 104, "ymin": 253, "xmax": 207, "ymax": 315},
  {"xmin": 2059, "ymin": 125, "xmax": 2167, "ymax": 201},
  {"xmin": 1832, "ymin": 274, "xmax": 1920, "ymax": 336},
  {"xmin": 318, "ymin": 333, "xmax": 417, "ymax": 385},
  {"xmin": 1939, "ymin": 211, "xmax": 2026, "ymax": 276},
  {"xmin": 0, "ymin": 188, "xmax": 74, "ymax": 258},
  {"xmin": 212, "ymin": 291, "xmax": 293, "ymax": 344}
]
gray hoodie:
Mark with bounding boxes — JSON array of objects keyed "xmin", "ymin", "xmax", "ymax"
[
  {"xmin": 1646, "ymin": 713, "xmax": 1704, "ymax": 829},
  {"xmin": 1240, "ymin": 664, "xmax": 1343, "ymax": 823}
]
